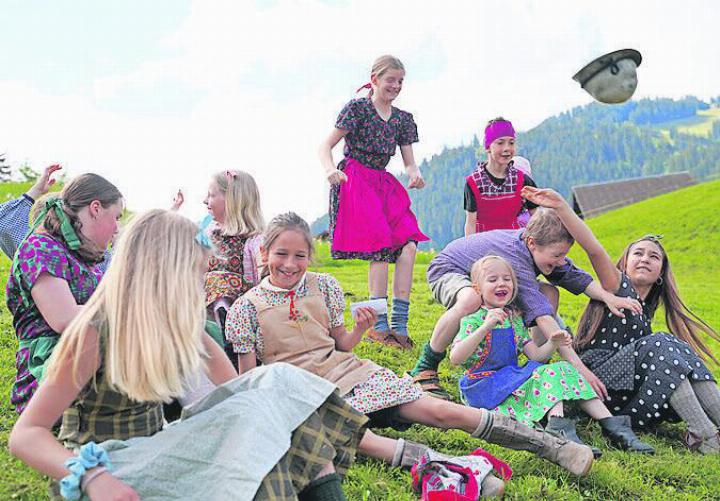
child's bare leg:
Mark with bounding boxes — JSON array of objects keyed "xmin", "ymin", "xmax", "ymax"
[
  {"xmin": 548, "ymin": 401, "xmax": 564, "ymax": 417},
  {"xmin": 578, "ymin": 398, "xmax": 612, "ymax": 420},
  {"xmin": 368, "ymin": 262, "xmax": 389, "ymax": 298},
  {"xmin": 357, "ymin": 429, "xmax": 397, "ymax": 462},
  {"xmin": 396, "ymin": 396, "xmax": 595, "ymax": 476},
  {"xmin": 392, "ymin": 242, "xmax": 416, "ymax": 301}
]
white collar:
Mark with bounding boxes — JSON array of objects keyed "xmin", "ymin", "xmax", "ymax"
[{"xmin": 260, "ymin": 273, "xmax": 307, "ymax": 293}]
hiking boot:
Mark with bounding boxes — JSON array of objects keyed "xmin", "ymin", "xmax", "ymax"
[
  {"xmin": 366, "ymin": 328, "xmax": 403, "ymax": 349},
  {"xmin": 410, "ymin": 370, "xmax": 451, "ymax": 401},
  {"xmin": 481, "ymin": 473, "xmax": 505, "ymax": 498},
  {"xmin": 476, "ymin": 413, "xmax": 594, "ymax": 477},
  {"xmin": 545, "ymin": 416, "xmax": 602, "ymax": 458},
  {"xmin": 599, "ymin": 415, "xmax": 655, "ymax": 454},
  {"xmin": 684, "ymin": 431, "xmax": 720, "ymax": 455}
]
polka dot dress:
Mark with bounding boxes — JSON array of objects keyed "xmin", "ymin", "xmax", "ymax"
[{"xmin": 578, "ymin": 274, "xmax": 715, "ymax": 427}]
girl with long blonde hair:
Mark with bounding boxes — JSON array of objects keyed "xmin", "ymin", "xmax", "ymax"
[{"xmin": 9, "ymin": 209, "xmax": 367, "ymax": 500}]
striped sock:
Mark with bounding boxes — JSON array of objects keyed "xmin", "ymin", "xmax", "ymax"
[
  {"xmin": 391, "ymin": 298, "xmax": 410, "ymax": 336},
  {"xmin": 370, "ymin": 296, "xmax": 389, "ymax": 332}
]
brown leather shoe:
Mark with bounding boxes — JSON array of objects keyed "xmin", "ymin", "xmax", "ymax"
[
  {"xmin": 410, "ymin": 370, "xmax": 452, "ymax": 400},
  {"xmin": 365, "ymin": 328, "xmax": 403, "ymax": 348},
  {"xmin": 388, "ymin": 331, "xmax": 415, "ymax": 350}
]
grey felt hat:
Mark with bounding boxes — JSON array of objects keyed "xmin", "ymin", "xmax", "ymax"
[{"xmin": 573, "ymin": 49, "xmax": 642, "ymax": 104}]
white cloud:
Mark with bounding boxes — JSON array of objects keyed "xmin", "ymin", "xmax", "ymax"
[{"xmin": 0, "ymin": 0, "xmax": 718, "ymax": 224}]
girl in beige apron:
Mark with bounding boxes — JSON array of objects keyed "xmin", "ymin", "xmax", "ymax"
[{"xmin": 227, "ymin": 213, "xmax": 600, "ymax": 495}]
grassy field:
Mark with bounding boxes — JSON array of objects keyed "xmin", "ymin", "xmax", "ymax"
[
  {"xmin": 1, "ymin": 181, "xmax": 719, "ymax": 499},
  {"xmin": 654, "ymin": 106, "xmax": 720, "ymax": 138}
]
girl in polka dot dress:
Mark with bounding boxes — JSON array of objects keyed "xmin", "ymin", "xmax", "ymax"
[
  {"xmin": 450, "ymin": 256, "xmax": 652, "ymax": 457},
  {"xmin": 524, "ymin": 187, "xmax": 720, "ymax": 455}
]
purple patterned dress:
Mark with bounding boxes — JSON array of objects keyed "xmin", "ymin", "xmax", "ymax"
[{"xmin": 6, "ymin": 233, "xmax": 102, "ymax": 413}]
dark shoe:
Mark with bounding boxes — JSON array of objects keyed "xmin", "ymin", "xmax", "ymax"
[
  {"xmin": 410, "ymin": 370, "xmax": 451, "ymax": 400},
  {"xmin": 545, "ymin": 416, "xmax": 602, "ymax": 459},
  {"xmin": 599, "ymin": 415, "xmax": 655, "ymax": 454},
  {"xmin": 366, "ymin": 328, "xmax": 403, "ymax": 349},
  {"xmin": 684, "ymin": 431, "xmax": 720, "ymax": 455},
  {"xmin": 478, "ymin": 413, "xmax": 594, "ymax": 476}
]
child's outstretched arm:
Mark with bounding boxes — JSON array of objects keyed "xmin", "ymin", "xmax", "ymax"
[
  {"xmin": 202, "ymin": 332, "xmax": 238, "ymax": 384},
  {"xmin": 319, "ymin": 128, "xmax": 349, "ymax": 185},
  {"xmin": 449, "ymin": 309, "xmax": 506, "ymax": 365},
  {"xmin": 331, "ymin": 306, "xmax": 377, "ymax": 352},
  {"xmin": 521, "ymin": 186, "xmax": 622, "ymax": 292},
  {"xmin": 523, "ymin": 330, "xmax": 572, "ymax": 363}
]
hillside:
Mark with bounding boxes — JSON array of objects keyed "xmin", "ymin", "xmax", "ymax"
[
  {"xmin": 0, "ymin": 181, "xmax": 718, "ymax": 499},
  {"xmin": 312, "ymin": 96, "xmax": 720, "ymax": 249}
]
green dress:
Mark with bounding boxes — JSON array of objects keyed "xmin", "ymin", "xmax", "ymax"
[{"xmin": 454, "ymin": 308, "xmax": 597, "ymax": 427}]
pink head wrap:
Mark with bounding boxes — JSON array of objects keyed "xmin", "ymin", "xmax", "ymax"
[{"xmin": 484, "ymin": 120, "xmax": 516, "ymax": 150}]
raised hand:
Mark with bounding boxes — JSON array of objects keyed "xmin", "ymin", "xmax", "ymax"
[
  {"xmin": 170, "ymin": 189, "xmax": 184, "ymax": 211},
  {"xmin": 353, "ymin": 306, "xmax": 378, "ymax": 335},
  {"xmin": 27, "ymin": 164, "xmax": 62, "ymax": 200},
  {"xmin": 483, "ymin": 308, "xmax": 508, "ymax": 329},
  {"xmin": 520, "ymin": 186, "xmax": 567, "ymax": 209}
]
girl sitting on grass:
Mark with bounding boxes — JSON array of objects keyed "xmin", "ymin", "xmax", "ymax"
[
  {"xmin": 450, "ymin": 255, "xmax": 654, "ymax": 457},
  {"xmin": 9, "ymin": 209, "xmax": 367, "ymax": 500},
  {"xmin": 227, "ymin": 211, "xmax": 599, "ymax": 495}
]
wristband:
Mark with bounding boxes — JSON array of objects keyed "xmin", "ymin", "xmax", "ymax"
[
  {"xmin": 81, "ymin": 466, "xmax": 109, "ymax": 492},
  {"xmin": 60, "ymin": 442, "xmax": 112, "ymax": 500}
]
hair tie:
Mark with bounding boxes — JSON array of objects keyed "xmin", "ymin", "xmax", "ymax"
[
  {"xmin": 59, "ymin": 442, "xmax": 112, "ymax": 500},
  {"xmin": 356, "ymin": 82, "xmax": 372, "ymax": 93},
  {"xmin": 484, "ymin": 120, "xmax": 516, "ymax": 150},
  {"xmin": 225, "ymin": 170, "xmax": 237, "ymax": 181},
  {"xmin": 30, "ymin": 198, "xmax": 81, "ymax": 250}
]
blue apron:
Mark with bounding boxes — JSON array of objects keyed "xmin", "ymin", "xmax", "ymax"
[{"xmin": 459, "ymin": 325, "xmax": 541, "ymax": 410}]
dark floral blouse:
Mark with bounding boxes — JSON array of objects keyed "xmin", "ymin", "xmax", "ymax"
[{"xmin": 335, "ymin": 97, "xmax": 418, "ymax": 170}]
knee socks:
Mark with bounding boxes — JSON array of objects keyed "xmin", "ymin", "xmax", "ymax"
[
  {"xmin": 390, "ymin": 298, "xmax": 410, "ymax": 337},
  {"xmin": 669, "ymin": 379, "xmax": 717, "ymax": 439},
  {"xmin": 409, "ymin": 342, "xmax": 446, "ymax": 377},
  {"xmin": 298, "ymin": 472, "xmax": 346, "ymax": 501},
  {"xmin": 691, "ymin": 380, "xmax": 720, "ymax": 428},
  {"xmin": 370, "ymin": 296, "xmax": 389, "ymax": 332}
]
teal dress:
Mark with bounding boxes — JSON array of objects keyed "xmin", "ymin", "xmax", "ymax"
[{"xmin": 455, "ymin": 308, "xmax": 597, "ymax": 427}]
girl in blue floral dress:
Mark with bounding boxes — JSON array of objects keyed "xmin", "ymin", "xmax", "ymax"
[{"xmin": 319, "ymin": 55, "xmax": 429, "ymax": 350}]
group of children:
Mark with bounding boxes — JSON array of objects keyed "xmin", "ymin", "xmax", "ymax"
[{"xmin": 3, "ymin": 53, "xmax": 720, "ymax": 500}]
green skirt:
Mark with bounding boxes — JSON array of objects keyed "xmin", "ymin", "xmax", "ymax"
[{"xmin": 492, "ymin": 361, "xmax": 597, "ymax": 427}]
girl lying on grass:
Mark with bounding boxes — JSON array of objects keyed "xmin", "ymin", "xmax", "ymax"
[
  {"xmin": 9, "ymin": 209, "xmax": 367, "ymax": 500},
  {"xmin": 227, "ymin": 212, "xmax": 598, "ymax": 497},
  {"xmin": 450, "ymin": 255, "xmax": 654, "ymax": 457}
]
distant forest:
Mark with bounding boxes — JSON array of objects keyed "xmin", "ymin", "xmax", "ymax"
[{"xmin": 312, "ymin": 96, "xmax": 720, "ymax": 249}]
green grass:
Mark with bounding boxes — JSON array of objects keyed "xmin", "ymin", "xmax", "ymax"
[
  {"xmin": 1, "ymin": 182, "xmax": 719, "ymax": 499},
  {"xmin": 654, "ymin": 106, "xmax": 720, "ymax": 138}
]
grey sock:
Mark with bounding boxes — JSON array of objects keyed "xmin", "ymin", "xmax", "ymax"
[
  {"xmin": 471, "ymin": 409, "xmax": 495, "ymax": 439},
  {"xmin": 669, "ymin": 379, "xmax": 717, "ymax": 439},
  {"xmin": 692, "ymin": 381, "xmax": 720, "ymax": 428}
]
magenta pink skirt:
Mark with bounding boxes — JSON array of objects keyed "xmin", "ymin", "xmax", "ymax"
[{"xmin": 332, "ymin": 158, "xmax": 429, "ymax": 254}]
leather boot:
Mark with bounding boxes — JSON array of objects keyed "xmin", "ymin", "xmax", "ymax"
[
  {"xmin": 475, "ymin": 413, "xmax": 593, "ymax": 476},
  {"xmin": 599, "ymin": 415, "xmax": 655, "ymax": 454},
  {"xmin": 684, "ymin": 431, "xmax": 720, "ymax": 455},
  {"xmin": 545, "ymin": 416, "xmax": 602, "ymax": 458}
]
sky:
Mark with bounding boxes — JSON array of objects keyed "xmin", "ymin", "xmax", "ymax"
[{"xmin": 1, "ymin": 0, "xmax": 718, "ymax": 222}]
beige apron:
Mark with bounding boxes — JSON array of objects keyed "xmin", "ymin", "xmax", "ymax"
[{"xmin": 246, "ymin": 273, "xmax": 380, "ymax": 396}]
